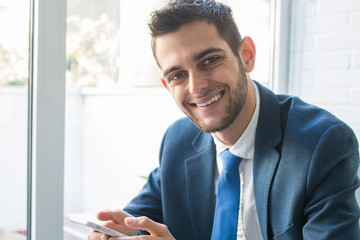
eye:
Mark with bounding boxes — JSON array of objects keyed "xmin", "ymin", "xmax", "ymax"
[
  {"xmin": 203, "ymin": 56, "xmax": 221, "ymax": 65},
  {"xmin": 169, "ymin": 71, "xmax": 187, "ymax": 81}
]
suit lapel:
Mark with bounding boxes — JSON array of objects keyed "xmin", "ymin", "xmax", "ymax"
[
  {"xmin": 185, "ymin": 131, "xmax": 216, "ymax": 240},
  {"xmin": 253, "ymin": 82, "xmax": 283, "ymax": 240},
  {"xmin": 253, "ymin": 139, "xmax": 280, "ymax": 239}
]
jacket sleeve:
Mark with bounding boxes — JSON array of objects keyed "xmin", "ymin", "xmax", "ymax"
[
  {"xmin": 303, "ymin": 122, "xmax": 360, "ymax": 239},
  {"xmin": 123, "ymin": 167, "xmax": 163, "ymax": 223}
]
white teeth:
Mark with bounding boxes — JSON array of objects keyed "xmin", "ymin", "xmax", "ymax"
[{"xmin": 196, "ymin": 93, "xmax": 222, "ymax": 107}]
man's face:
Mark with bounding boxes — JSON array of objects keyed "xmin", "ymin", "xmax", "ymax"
[{"xmin": 155, "ymin": 21, "xmax": 248, "ymax": 133}]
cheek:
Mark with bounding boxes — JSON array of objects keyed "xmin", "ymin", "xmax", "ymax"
[
  {"xmin": 172, "ymin": 87, "xmax": 189, "ymax": 109},
  {"xmin": 212, "ymin": 65, "xmax": 237, "ymax": 82}
]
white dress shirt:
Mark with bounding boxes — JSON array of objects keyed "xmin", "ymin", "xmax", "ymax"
[{"xmin": 212, "ymin": 82, "xmax": 263, "ymax": 240}]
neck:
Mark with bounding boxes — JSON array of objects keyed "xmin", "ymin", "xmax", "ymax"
[{"xmin": 213, "ymin": 79, "xmax": 256, "ymax": 146}]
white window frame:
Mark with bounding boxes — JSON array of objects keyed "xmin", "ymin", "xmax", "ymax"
[
  {"xmin": 270, "ymin": 0, "xmax": 292, "ymax": 94},
  {"xmin": 29, "ymin": 0, "xmax": 66, "ymax": 239}
]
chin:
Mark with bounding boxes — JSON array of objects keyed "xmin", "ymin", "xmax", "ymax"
[
  {"xmin": 184, "ymin": 106, "xmax": 235, "ymax": 133},
  {"xmin": 193, "ymin": 119, "xmax": 229, "ymax": 133}
]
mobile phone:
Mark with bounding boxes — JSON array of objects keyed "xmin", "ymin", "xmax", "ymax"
[{"xmin": 68, "ymin": 216, "xmax": 127, "ymax": 237}]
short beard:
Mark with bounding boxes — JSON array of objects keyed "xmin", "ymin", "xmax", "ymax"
[{"xmin": 185, "ymin": 59, "xmax": 248, "ymax": 133}]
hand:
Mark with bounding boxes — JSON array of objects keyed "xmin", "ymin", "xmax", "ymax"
[
  {"xmin": 87, "ymin": 209, "xmax": 138, "ymax": 240},
  {"xmin": 87, "ymin": 210, "xmax": 175, "ymax": 240}
]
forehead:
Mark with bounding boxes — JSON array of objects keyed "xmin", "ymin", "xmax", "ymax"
[{"xmin": 154, "ymin": 21, "xmax": 232, "ymax": 70}]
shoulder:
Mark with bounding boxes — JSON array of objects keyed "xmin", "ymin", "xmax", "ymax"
[
  {"xmin": 256, "ymin": 81, "xmax": 344, "ymax": 130},
  {"xmin": 159, "ymin": 117, "xmax": 214, "ymax": 161},
  {"xmin": 164, "ymin": 117, "xmax": 202, "ymax": 141},
  {"xmin": 256, "ymin": 80, "xmax": 357, "ymax": 154},
  {"xmin": 274, "ymin": 94, "xmax": 359, "ymax": 174},
  {"xmin": 277, "ymin": 94, "xmax": 352, "ymax": 138},
  {"xmin": 255, "ymin": 81, "xmax": 356, "ymax": 146},
  {"xmin": 167, "ymin": 117, "xmax": 197, "ymax": 130}
]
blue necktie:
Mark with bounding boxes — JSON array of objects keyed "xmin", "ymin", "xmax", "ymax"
[{"xmin": 211, "ymin": 149, "xmax": 242, "ymax": 240}]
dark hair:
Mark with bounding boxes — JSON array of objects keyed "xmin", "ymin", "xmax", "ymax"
[{"xmin": 149, "ymin": 0, "xmax": 242, "ymax": 59}]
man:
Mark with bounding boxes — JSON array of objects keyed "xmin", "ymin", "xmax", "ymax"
[{"xmin": 88, "ymin": 0, "xmax": 360, "ymax": 239}]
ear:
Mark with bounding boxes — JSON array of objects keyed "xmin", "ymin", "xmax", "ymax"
[
  {"xmin": 161, "ymin": 78, "xmax": 169, "ymax": 90},
  {"xmin": 239, "ymin": 36, "xmax": 256, "ymax": 73}
]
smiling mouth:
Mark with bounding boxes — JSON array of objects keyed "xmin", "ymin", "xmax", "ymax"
[{"xmin": 195, "ymin": 92, "xmax": 223, "ymax": 107}]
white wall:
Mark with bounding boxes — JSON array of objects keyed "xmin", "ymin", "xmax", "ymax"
[
  {"xmin": 289, "ymin": 0, "xmax": 360, "ymax": 140},
  {"xmin": 64, "ymin": 89, "xmax": 184, "ymax": 214},
  {"xmin": 0, "ymin": 88, "xmax": 27, "ymax": 231}
]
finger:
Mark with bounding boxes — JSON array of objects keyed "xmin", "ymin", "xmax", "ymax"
[
  {"xmin": 96, "ymin": 210, "xmax": 138, "ymax": 237},
  {"xmin": 124, "ymin": 217, "xmax": 171, "ymax": 237},
  {"xmin": 97, "ymin": 209, "xmax": 133, "ymax": 224}
]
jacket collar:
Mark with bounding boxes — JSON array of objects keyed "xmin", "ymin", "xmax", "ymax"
[
  {"xmin": 185, "ymin": 130, "xmax": 216, "ymax": 240},
  {"xmin": 253, "ymin": 81, "xmax": 282, "ymax": 239}
]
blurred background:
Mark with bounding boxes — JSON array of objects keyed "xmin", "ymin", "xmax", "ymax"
[{"xmin": 0, "ymin": 0, "xmax": 359, "ymax": 239}]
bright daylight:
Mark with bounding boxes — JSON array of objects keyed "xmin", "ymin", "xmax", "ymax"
[{"xmin": 1, "ymin": 0, "xmax": 360, "ymax": 240}]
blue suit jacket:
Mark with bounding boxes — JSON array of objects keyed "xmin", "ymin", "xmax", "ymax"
[{"xmin": 124, "ymin": 82, "xmax": 360, "ymax": 239}]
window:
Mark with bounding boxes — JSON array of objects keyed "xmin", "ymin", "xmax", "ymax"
[{"xmin": 0, "ymin": 0, "xmax": 29, "ymax": 239}]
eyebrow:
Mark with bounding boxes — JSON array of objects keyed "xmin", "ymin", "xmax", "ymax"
[
  {"xmin": 162, "ymin": 47, "xmax": 225, "ymax": 77},
  {"xmin": 163, "ymin": 66, "xmax": 181, "ymax": 77},
  {"xmin": 193, "ymin": 47, "xmax": 224, "ymax": 62}
]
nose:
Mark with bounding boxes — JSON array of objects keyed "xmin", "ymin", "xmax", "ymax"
[{"xmin": 188, "ymin": 70, "xmax": 209, "ymax": 95}]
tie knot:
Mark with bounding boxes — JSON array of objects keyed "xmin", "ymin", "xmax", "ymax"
[{"xmin": 220, "ymin": 149, "xmax": 242, "ymax": 171}]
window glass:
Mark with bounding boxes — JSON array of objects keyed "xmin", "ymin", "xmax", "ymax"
[
  {"xmin": 66, "ymin": 0, "xmax": 121, "ymax": 88},
  {"xmin": 225, "ymin": 0, "xmax": 271, "ymax": 86},
  {"xmin": 0, "ymin": 0, "xmax": 29, "ymax": 239}
]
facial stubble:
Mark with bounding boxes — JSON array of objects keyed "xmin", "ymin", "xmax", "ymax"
[{"xmin": 184, "ymin": 60, "xmax": 248, "ymax": 133}]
